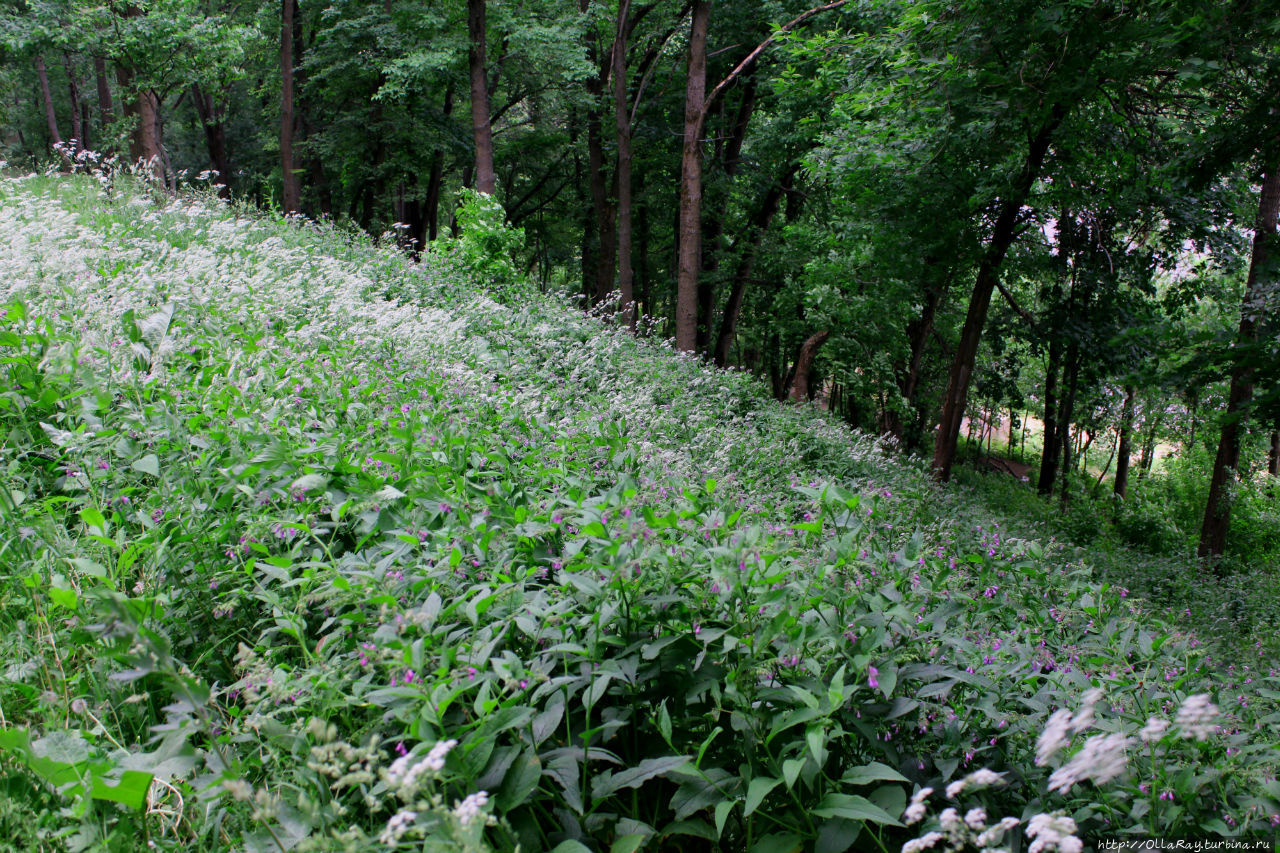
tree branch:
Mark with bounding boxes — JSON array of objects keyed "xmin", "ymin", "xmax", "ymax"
[{"xmin": 698, "ymin": 0, "xmax": 847, "ymax": 132}]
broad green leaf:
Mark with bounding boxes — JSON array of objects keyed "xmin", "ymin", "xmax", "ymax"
[
  {"xmin": 131, "ymin": 454, "xmax": 160, "ymax": 477},
  {"xmin": 810, "ymin": 793, "xmax": 903, "ymax": 826},
  {"xmin": 841, "ymin": 762, "xmax": 910, "ymax": 786},
  {"xmin": 610, "ymin": 835, "xmax": 646, "ymax": 853},
  {"xmin": 744, "ymin": 776, "xmax": 781, "ymax": 816},
  {"xmin": 750, "ymin": 833, "xmax": 802, "ymax": 853},
  {"xmin": 592, "ymin": 755, "xmax": 690, "ymax": 800}
]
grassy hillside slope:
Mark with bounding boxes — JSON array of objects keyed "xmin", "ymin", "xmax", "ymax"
[{"xmin": 0, "ymin": 175, "xmax": 1277, "ymax": 852}]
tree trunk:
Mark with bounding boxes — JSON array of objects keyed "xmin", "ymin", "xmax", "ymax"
[
  {"xmin": 35, "ymin": 55, "xmax": 61, "ymax": 147},
  {"xmin": 887, "ymin": 273, "xmax": 946, "ymax": 441},
  {"xmin": 280, "ymin": 0, "xmax": 301, "ymax": 213},
  {"xmin": 191, "ymin": 85, "xmax": 232, "ymax": 199},
  {"xmin": 468, "ymin": 0, "xmax": 496, "ymax": 195},
  {"xmin": 713, "ymin": 168, "xmax": 791, "ymax": 367},
  {"xmin": 1114, "ymin": 384, "xmax": 1136, "ymax": 499},
  {"xmin": 426, "ymin": 86, "xmax": 454, "ymax": 241},
  {"xmin": 588, "ymin": 111, "xmax": 617, "ymax": 302},
  {"xmin": 789, "ymin": 331, "xmax": 830, "ymax": 402},
  {"xmin": 1269, "ymin": 430, "xmax": 1279, "ymax": 477},
  {"xmin": 675, "ymin": 0, "xmax": 711, "ymax": 352},
  {"xmin": 64, "ymin": 57, "xmax": 82, "ymax": 152},
  {"xmin": 933, "ymin": 106, "xmax": 1066, "ymax": 481},
  {"xmin": 614, "ymin": 0, "xmax": 636, "ymax": 326},
  {"xmin": 93, "ymin": 56, "xmax": 114, "ymax": 146},
  {"xmin": 1198, "ymin": 160, "xmax": 1280, "ymax": 560},
  {"xmin": 1057, "ymin": 344, "xmax": 1080, "ymax": 511}
]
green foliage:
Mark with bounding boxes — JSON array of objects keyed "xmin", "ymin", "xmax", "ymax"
[
  {"xmin": 0, "ymin": 175, "xmax": 1277, "ymax": 853},
  {"xmin": 452, "ymin": 188, "xmax": 528, "ymax": 301}
]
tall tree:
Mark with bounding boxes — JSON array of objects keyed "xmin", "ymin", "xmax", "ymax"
[
  {"xmin": 281, "ymin": 0, "xmax": 301, "ymax": 213},
  {"xmin": 34, "ymin": 54, "xmax": 60, "ymax": 146},
  {"xmin": 1198, "ymin": 156, "xmax": 1280, "ymax": 559},
  {"xmin": 467, "ymin": 0, "xmax": 496, "ymax": 195},
  {"xmin": 613, "ymin": 0, "xmax": 635, "ymax": 325}
]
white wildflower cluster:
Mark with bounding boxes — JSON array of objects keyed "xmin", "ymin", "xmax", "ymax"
[
  {"xmin": 378, "ymin": 809, "xmax": 416, "ymax": 846},
  {"xmin": 1036, "ymin": 687, "xmax": 1103, "ymax": 766},
  {"xmin": 904, "ymin": 786, "xmax": 933, "ymax": 824},
  {"xmin": 452, "ymin": 790, "xmax": 490, "ymax": 827},
  {"xmin": 1174, "ymin": 693, "xmax": 1219, "ymax": 741},
  {"xmin": 1025, "ymin": 812, "xmax": 1082, "ymax": 853},
  {"xmin": 901, "ymin": 771, "xmax": 1018, "ymax": 853},
  {"xmin": 1047, "ymin": 731, "xmax": 1131, "ymax": 794},
  {"xmin": 945, "ymin": 768, "xmax": 1006, "ymax": 798},
  {"xmin": 1138, "ymin": 717, "xmax": 1171, "ymax": 743},
  {"xmin": 1038, "ymin": 688, "xmax": 1134, "ymax": 794},
  {"xmin": 386, "ymin": 739, "xmax": 457, "ymax": 795}
]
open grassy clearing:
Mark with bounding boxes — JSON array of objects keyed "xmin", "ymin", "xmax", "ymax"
[{"xmin": 0, "ymin": 175, "xmax": 1277, "ymax": 852}]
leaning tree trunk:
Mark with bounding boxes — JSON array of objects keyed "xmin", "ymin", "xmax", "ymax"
[
  {"xmin": 280, "ymin": 0, "xmax": 301, "ymax": 213},
  {"xmin": 933, "ymin": 106, "xmax": 1066, "ymax": 481},
  {"xmin": 713, "ymin": 168, "xmax": 791, "ymax": 366},
  {"xmin": 467, "ymin": 0, "xmax": 496, "ymax": 196},
  {"xmin": 789, "ymin": 331, "xmax": 830, "ymax": 403},
  {"xmin": 1113, "ymin": 384, "xmax": 1136, "ymax": 499},
  {"xmin": 1198, "ymin": 160, "xmax": 1280, "ymax": 560},
  {"xmin": 35, "ymin": 56, "xmax": 62, "ymax": 148}
]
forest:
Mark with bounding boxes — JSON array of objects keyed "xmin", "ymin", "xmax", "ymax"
[{"xmin": 1, "ymin": 0, "xmax": 1279, "ymax": 851}]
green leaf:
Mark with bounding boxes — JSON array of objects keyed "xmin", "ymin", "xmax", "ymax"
[
  {"xmin": 810, "ymin": 793, "xmax": 903, "ymax": 826},
  {"xmin": 549, "ymin": 842, "xmax": 594, "ymax": 853},
  {"xmin": 750, "ymin": 833, "xmax": 802, "ymax": 853},
  {"xmin": 782, "ymin": 757, "xmax": 806, "ymax": 790},
  {"xmin": 497, "ymin": 751, "xmax": 541, "ymax": 811},
  {"xmin": 610, "ymin": 835, "xmax": 646, "ymax": 853},
  {"xmin": 815, "ymin": 818, "xmax": 862, "ymax": 853},
  {"xmin": 90, "ymin": 770, "xmax": 153, "ymax": 810},
  {"xmin": 714, "ymin": 799, "xmax": 735, "ymax": 837},
  {"xmin": 744, "ymin": 776, "xmax": 781, "ymax": 816},
  {"xmin": 80, "ymin": 506, "xmax": 107, "ymax": 533},
  {"xmin": 131, "ymin": 454, "xmax": 160, "ymax": 477},
  {"xmin": 841, "ymin": 762, "xmax": 910, "ymax": 786},
  {"xmin": 655, "ymin": 700, "xmax": 672, "ymax": 744},
  {"xmin": 291, "ymin": 473, "xmax": 328, "ymax": 492},
  {"xmin": 592, "ymin": 755, "xmax": 690, "ymax": 800}
]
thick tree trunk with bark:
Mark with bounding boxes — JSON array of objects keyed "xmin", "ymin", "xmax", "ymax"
[
  {"xmin": 280, "ymin": 0, "xmax": 301, "ymax": 213},
  {"xmin": 614, "ymin": 0, "xmax": 636, "ymax": 326},
  {"xmin": 191, "ymin": 85, "xmax": 232, "ymax": 199},
  {"xmin": 933, "ymin": 107, "xmax": 1066, "ymax": 481},
  {"xmin": 35, "ymin": 56, "xmax": 61, "ymax": 147},
  {"xmin": 675, "ymin": 0, "xmax": 711, "ymax": 352},
  {"xmin": 1114, "ymin": 385, "xmax": 1136, "ymax": 499},
  {"xmin": 118, "ymin": 68, "xmax": 163, "ymax": 184},
  {"xmin": 1198, "ymin": 162, "xmax": 1280, "ymax": 560},
  {"xmin": 468, "ymin": 0, "xmax": 496, "ymax": 196},
  {"xmin": 94, "ymin": 56, "xmax": 114, "ymax": 141},
  {"xmin": 789, "ymin": 331, "xmax": 830, "ymax": 402}
]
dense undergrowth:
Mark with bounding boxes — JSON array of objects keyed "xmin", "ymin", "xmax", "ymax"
[{"xmin": 0, "ymin": 174, "xmax": 1277, "ymax": 852}]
